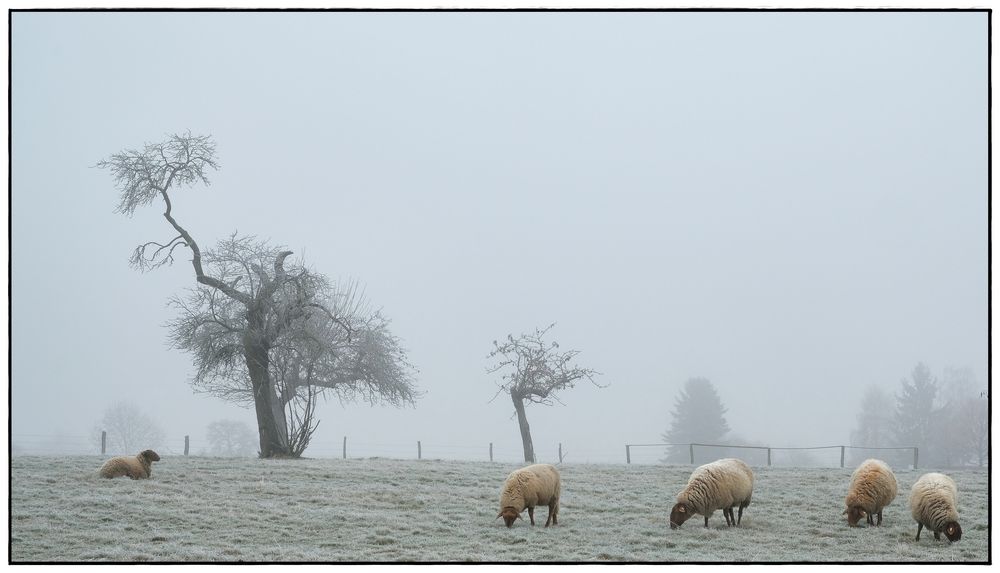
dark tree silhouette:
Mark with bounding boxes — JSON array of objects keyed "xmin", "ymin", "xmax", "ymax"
[
  {"xmin": 99, "ymin": 133, "xmax": 418, "ymax": 458},
  {"xmin": 892, "ymin": 362, "xmax": 937, "ymax": 463},
  {"xmin": 662, "ymin": 377, "xmax": 730, "ymax": 463},
  {"xmin": 487, "ymin": 324, "xmax": 602, "ymax": 463}
]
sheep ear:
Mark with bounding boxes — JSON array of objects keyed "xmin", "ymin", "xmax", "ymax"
[
  {"xmin": 496, "ymin": 512, "xmax": 503, "ymax": 520},
  {"xmin": 842, "ymin": 509, "xmax": 848, "ymax": 515}
]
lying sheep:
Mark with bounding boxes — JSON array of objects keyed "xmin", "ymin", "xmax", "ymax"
[
  {"xmin": 909, "ymin": 472, "xmax": 962, "ymax": 542},
  {"xmin": 670, "ymin": 458, "xmax": 754, "ymax": 529},
  {"xmin": 843, "ymin": 458, "xmax": 897, "ymax": 527},
  {"xmin": 496, "ymin": 463, "xmax": 561, "ymax": 528},
  {"xmin": 98, "ymin": 449, "xmax": 160, "ymax": 479}
]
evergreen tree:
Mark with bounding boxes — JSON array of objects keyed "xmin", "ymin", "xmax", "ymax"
[
  {"xmin": 848, "ymin": 385, "xmax": 895, "ymax": 465},
  {"xmin": 662, "ymin": 377, "xmax": 730, "ymax": 463},
  {"xmin": 893, "ymin": 363, "xmax": 938, "ymax": 465}
]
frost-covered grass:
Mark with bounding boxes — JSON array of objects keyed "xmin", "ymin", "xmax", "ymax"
[{"xmin": 10, "ymin": 455, "xmax": 988, "ymax": 562}]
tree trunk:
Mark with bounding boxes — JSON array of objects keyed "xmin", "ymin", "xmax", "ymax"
[
  {"xmin": 244, "ymin": 320, "xmax": 290, "ymax": 458},
  {"xmin": 512, "ymin": 392, "xmax": 535, "ymax": 463}
]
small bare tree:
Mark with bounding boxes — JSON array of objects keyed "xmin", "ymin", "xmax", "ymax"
[
  {"xmin": 487, "ymin": 324, "xmax": 603, "ymax": 463},
  {"xmin": 99, "ymin": 133, "xmax": 419, "ymax": 458},
  {"xmin": 92, "ymin": 402, "xmax": 165, "ymax": 455},
  {"xmin": 206, "ymin": 420, "xmax": 257, "ymax": 457}
]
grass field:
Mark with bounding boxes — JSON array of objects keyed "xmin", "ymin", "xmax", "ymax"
[{"xmin": 9, "ymin": 455, "xmax": 989, "ymax": 562}]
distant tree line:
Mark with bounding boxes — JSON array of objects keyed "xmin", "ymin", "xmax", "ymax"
[
  {"xmin": 660, "ymin": 364, "xmax": 985, "ymax": 469},
  {"xmin": 850, "ymin": 363, "xmax": 986, "ymax": 468}
]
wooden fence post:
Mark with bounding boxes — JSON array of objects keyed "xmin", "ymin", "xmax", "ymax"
[
  {"xmin": 418, "ymin": 441, "xmax": 422, "ymax": 460},
  {"xmin": 184, "ymin": 435, "xmax": 190, "ymax": 456},
  {"xmin": 840, "ymin": 446, "xmax": 845, "ymax": 468},
  {"xmin": 101, "ymin": 431, "xmax": 106, "ymax": 455},
  {"xmin": 489, "ymin": 442, "xmax": 493, "ymax": 462},
  {"xmin": 343, "ymin": 436, "xmax": 347, "ymax": 460},
  {"xmin": 626, "ymin": 445, "xmax": 631, "ymax": 464},
  {"xmin": 913, "ymin": 447, "xmax": 919, "ymax": 469},
  {"xmin": 767, "ymin": 447, "xmax": 771, "ymax": 466},
  {"xmin": 558, "ymin": 443, "xmax": 563, "ymax": 463},
  {"xmin": 689, "ymin": 444, "xmax": 695, "ymax": 465}
]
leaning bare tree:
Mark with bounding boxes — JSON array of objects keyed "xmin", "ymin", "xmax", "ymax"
[
  {"xmin": 487, "ymin": 324, "xmax": 603, "ymax": 463},
  {"xmin": 98, "ymin": 132, "xmax": 418, "ymax": 458}
]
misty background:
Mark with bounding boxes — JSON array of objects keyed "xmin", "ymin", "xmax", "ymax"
[{"xmin": 11, "ymin": 11, "xmax": 987, "ymax": 463}]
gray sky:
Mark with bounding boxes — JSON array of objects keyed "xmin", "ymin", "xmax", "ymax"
[{"xmin": 11, "ymin": 11, "xmax": 988, "ymax": 462}]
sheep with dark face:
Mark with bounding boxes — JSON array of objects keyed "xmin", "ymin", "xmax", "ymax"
[
  {"xmin": 910, "ymin": 472, "xmax": 962, "ymax": 543},
  {"xmin": 496, "ymin": 464, "xmax": 561, "ymax": 528},
  {"xmin": 843, "ymin": 459, "xmax": 898, "ymax": 527},
  {"xmin": 99, "ymin": 450, "xmax": 161, "ymax": 479},
  {"xmin": 670, "ymin": 458, "xmax": 754, "ymax": 529}
]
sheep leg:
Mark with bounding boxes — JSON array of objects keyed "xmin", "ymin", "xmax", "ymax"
[
  {"xmin": 545, "ymin": 501, "xmax": 557, "ymax": 527},
  {"xmin": 933, "ymin": 531, "xmax": 941, "ymax": 541},
  {"xmin": 724, "ymin": 509, "xmax": 733, "ymax": 526},
  {"xmin": 704, "ymin": 515, "xmax": 709, "ymax": 528},
  {"xmin": 527, "ymin": 506, "xmax": 535, "ymax": 526},
  {"xmin": 915, "ymin": 523, "xmax": 923, "ymax": 541},
  {"xmin": 876, "ymin": 511, "xmax": 883, "ymax": 526},
  {"xmin": 737, "ymin": 504, "xmax": 745, "ymax": 525},
  {"xmin": 866, "ymin": 513, "xmax": 874, "ymax": 526}
]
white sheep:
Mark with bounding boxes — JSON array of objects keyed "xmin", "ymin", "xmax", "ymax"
[
  {"xmin": 98, "ymin": 449, "xmax": 161, "ymax": 479},
  {"xmin": 843, "ymin": 458, "xmax": 898, "ymax": 527},
  {"xmin": 909, "ymin": 472, "xmax": 962, "ymax": 542},
  {"xmin": 669, "ymin": 458, "xmax": 754, "ymax": 529},
  {"xmin": 496, "ymin": 463, "xmax": 561, "ymax": 528}
]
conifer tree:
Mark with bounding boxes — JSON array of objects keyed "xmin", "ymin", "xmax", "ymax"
[{"xmin": 662, "ymin": 377, "xmax": 730, "ymax": 463}]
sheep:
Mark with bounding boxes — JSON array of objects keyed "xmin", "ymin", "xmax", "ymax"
[
  {"xmin": 496, "ymin": 463, "xmax": 561, "ymax": 528},
  {"xmin": 669, "ymin": 458, "xmax": 754, "ymax": 529},
  {"xmin": 909, "ymin": 472, "xmax": 962, "ymax": 543},
  {"xmin": 843, "ymin": 458, "xmax": 898, "ymax": 527},
  {"xmin": 98, "ymin": 449, "xmax": 161, "ymax": 479}
]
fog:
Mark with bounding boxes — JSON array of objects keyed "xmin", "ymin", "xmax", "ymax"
[{"xmin": 11, "ymin": 11, "xmax": 987, "ymax": 463}]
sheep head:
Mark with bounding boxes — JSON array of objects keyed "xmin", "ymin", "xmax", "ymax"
[
  {"xmin": 496, "ymin": 507, "xmax": 522, "ymax": 528},
  {"xmin": 141, "ymin": 450, "xmax": 161, "ymax": 462},
  {"xmin": 669, "ymin": 502, "xmax": 692, "ymax": 529},
  {"xmin": 843, "ymin": 506, "xmax": 867, "ymax": 527},
  {"xmin": 944, "ymin": 521, "xmax": 962, "ymax": 542}
]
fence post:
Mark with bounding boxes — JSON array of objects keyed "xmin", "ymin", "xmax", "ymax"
[
  {"xmin": 101, "ymin": 431, "xmax": 106, "ymax": 455},
  {"xmin": 767, "ymin": 447, "xmax": 771, "ymax": 466},
  {"xmin": 689, "ymin": 444, "xmax": 695, "ymax": 465},
  {"xmin": 559, "ymin": 443, "xmax": 563, "ymax": 464},
  {"xmin": 840, "ymin": 446, "xmax": 845, "ymax": 468},
  {"xmin": 490, "ymin": 442, "xmax": 493, "ymax": 462},
  {"xmin": 418, "ymin": 441, "xmax": 422, "ymax": 460},
  {"xmin": 184, "ymin": 435, "xmax": 190, "ymax": 456},
  {"xmin": 343, "ymin": 436, "xmax": 347, "ymax": 460},
  {"xmin": 626, "ymin": 445, "xmax": 631, "ymax": 464},
  {"xmin": 913, "ymin": 447, "xmax": 919, "ymax": 469}
]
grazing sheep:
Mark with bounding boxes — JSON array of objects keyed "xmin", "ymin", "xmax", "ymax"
[
  {"xmin": 670, "ymin": 458, "xmax": 754, "ymax": 529},
  {"xmin": 843, "ymin": 458, "xmax": 898, "ymax": 527},
  {"xmin": 99, "ymin": 449, "xmax": 161, "ymax": 479},
  {"xmin": 909, "ymin": 472, "xmax": 962, "ymax": 543},
  {"xmin": 496, "ymin": 463, "xmax": 561, "ymax": 528}
]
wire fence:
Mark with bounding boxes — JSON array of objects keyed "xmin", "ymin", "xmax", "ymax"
[
  {"xmin": 12, "ymin": 433, "xmax": 949, "ymax": 470},
  {"xmin": 624, "ymin": 442, "xmax": 922, "ymax": 469}
]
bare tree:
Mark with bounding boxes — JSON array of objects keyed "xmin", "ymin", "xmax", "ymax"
[
  {"xmin": 98, "ymin": 133, "xmax": 419, "ymax": 458},
  {"xmin": 205, "ymin": 420, "xmax": 258, "ymax": 457},
  {"xmin": 487, "ymin": 324, "xmax": 603, "ymax": 463},
  {"xmin": 92, "ymin": 402, "xmax": 165, "ymax": 455}
]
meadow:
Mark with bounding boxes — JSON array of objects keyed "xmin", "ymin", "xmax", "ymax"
[{"xmin": 9, "ymin": 455, "xmax": 989, "ymax": 562}]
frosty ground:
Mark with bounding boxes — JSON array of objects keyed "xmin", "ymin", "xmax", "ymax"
[{"xmin": 10, "ymin": 456, "xmax": 988, "ymax": 562}]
